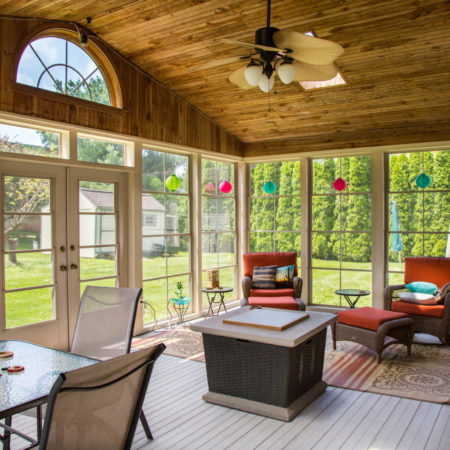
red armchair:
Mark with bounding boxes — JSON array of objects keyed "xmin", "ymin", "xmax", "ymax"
[
  {"xmin": 241, "ymin": 252, "xmax": 305, "ymax": 311},
  {"xmin": 384, "ymin": 257, "xmax": 450, "ymax": 344}
]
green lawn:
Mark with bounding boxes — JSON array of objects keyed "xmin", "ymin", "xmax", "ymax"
[
  {"xmin": 5, "ymin": 251, "xmax": 118, "ymax": 328},
  {"xmin": 5, "ymin": 251, "xmax": 400, "ymax": 328}
]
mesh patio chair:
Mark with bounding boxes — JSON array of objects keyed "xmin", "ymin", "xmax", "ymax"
[
  {"xmin": 69, "ymin": 286, "xmax": 155, "ymax": 440},
  {"xmin": 70, "ymin": 286, "xmax": 142, "ymax": 360},
  {"xmin": 39, "ymin": 344, "xmax": 165, "ymax": 450},
  {"xmin": 31, "ymin": 286, "xmax": 155, "ymax": 443}
]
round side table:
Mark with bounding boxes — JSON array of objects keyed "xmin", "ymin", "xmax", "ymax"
[
  {"xmin": 201, "ymin": 287, "xmax": 232, "ymax": 318},
  {"xmin": 170, "ymin": 297, "xmax": 191, "ymax": 324},
  {"xmin": 335, "ymin": 289, "xmax": 370, "ymax": 308}
]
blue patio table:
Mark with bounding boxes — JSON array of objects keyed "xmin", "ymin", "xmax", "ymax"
[{"xmin": 0, "ymin": 340, "xmax": 97, "ymax": 449}]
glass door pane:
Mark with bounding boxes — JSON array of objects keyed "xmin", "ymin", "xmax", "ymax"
[
  {"xmin": 66, "ymin": 168, "xmax": 127, "ymax": 342},
  {"xmin": 0, "ymin": 162, "xmax": 68, "ymax": 348}
]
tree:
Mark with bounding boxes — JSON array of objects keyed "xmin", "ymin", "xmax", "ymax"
[
  {"xmin": 54, "ymin": 75, "xmax": 110, "ymax": 105},
  {"xmin": 249, "ymin": 163, "xmax": 276, "ymax": 251},
  {"xmin": 344, "ymin": 155, "xmax": 371, "ymax": 262},
  {"xmin": 427, "ymin": 150, "xmax": 449, "ymax": 256},
  {"xmin": 389, "ymin": 153, "xmax": 414, "ymax": 260},
  {"xmin": 1, "ymin": 139, "xmax": 51, "ymax": 263},
  {"xmin": 275, "ymin": 162, "xmax": 296, "ymax": 251},
  {"xmin": 311, "ymin": 158, "xmax": 337, "ymax": 260}
]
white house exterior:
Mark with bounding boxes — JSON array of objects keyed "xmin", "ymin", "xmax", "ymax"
[{"xmin": 41, "ymin": 189, "xmax": 166, "ymax": 257}]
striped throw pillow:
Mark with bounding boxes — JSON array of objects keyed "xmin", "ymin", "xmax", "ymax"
[{"xmin": 251, "ymin": 265, "xmax": 277, "ymax": 289}]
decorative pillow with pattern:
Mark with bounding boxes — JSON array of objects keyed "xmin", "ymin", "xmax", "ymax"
[
  {"xmin": 251, "ymin": 265, "xmax": 277, "ymax": 289},
  {"xmin": 276, "ymin": 264, "xmax": 295, "ymax": 288}
]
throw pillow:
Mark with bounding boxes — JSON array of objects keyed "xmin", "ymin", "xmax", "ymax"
[
  {"xmin": 436, "ymin": 284, "xmax": 450, "ymax": 303},
  {"xmin": 276, "ymin": 264, "xmax": 295, "ymax": 288},
  {"xmin": 251, "ymin": 265, "xmax": 277, "ymax": 289},
  {"xmin": 398, "ymin": 292, "xmax": 438, "ymax": 305},
  {"xmin": 404, "ymin": 281, "xmax": 439, "ymax": 295}
]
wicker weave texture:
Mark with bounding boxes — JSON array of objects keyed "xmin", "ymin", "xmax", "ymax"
[{"xmin": 202, "ymin": 329, "xmax": 326, "ymax": 407}]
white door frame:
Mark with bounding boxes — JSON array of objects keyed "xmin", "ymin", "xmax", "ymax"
[
  {"xmin": 66, "ymin": 167, "xmax": 129, "ymax": 347},
  {"xmin": 0, "ymin": 161, "xmax": 68, "ymax": 349}
]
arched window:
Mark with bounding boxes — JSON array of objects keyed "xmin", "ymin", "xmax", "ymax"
[{"xmin": 17, "ymin": 34, "xmax": 116, "ymax": 106}]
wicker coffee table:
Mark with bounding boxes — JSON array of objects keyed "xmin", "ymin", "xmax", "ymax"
[{"xmin": 190, "ymin": 306, "xmax": 336, "ymax": 421}]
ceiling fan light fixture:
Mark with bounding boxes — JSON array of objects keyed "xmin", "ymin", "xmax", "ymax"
[
  {"xmin": 277, "ymin": 61, "xmax": 295, "ymax": 84},
  {"xmin": 258, "ymin": 73, "xmax": 274, "ymax": 92},
  {"xmin": 244, "ymin": 61, "xmax": 263, "ymax": 86}
]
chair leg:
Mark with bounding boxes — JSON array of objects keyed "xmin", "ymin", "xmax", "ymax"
[
  {"xmin": 1, "ymin": 416, "xmax": 12, "ymax": 450},
  {"xmin": 331, "ymin": 323, "xmax": 336, "ymax": 350},
  {"xmin": 140, "ymin": 410, "xmax": 153, "ymax": 440},
  {"xmin": 36, "ymin": 405, "xmax": 42, "ymax": 442}
]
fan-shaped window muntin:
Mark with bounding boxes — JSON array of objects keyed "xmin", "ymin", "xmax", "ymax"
[{"xmin": 17, "ymin": 37, "xmax": 111, "ymax": 106}]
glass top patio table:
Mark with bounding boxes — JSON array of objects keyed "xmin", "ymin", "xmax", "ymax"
[
  {"xmin": 335, "ymin": 289, "xmax": 371, "ymax": 308},
  {"xmin": 0, "ymin": 340, "xmax": 98, "ymax": 419}
]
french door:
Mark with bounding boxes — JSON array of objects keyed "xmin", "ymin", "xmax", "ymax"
[{"xmin": 0, "ymin": 161, "xmax": 127, "ymax": 349}]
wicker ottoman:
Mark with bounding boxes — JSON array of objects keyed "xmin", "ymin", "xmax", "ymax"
[{"xmin": 332, "ymin": 307, "xmax": 414, "ymax": 363}]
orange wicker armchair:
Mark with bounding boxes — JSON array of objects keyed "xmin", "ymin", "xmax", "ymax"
[
  {"xmin": 241, "ymin": 252, "xmax": 305, "ymax": 311},
  {"xmin": 384, "ymin": 257, "xmax": 450, "ymax": 344}
]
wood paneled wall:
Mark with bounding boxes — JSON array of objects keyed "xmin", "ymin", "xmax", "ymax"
[
  {"xmin": 0, "ymin": 18, "xmax": 243, "ymax": 156},
  {"xmin": 244, "ymin": 122, "xmax": 450, "ymax": 157}
]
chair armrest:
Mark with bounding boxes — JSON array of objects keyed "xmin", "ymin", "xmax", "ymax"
[
  {"xmin": 293, "ymin": 276, "xmax": 303, "ymax": 298},
  {"xmin": 384, "ymin": 284, "xmax": 406, "ymax": 310},
  {"xmin": 294, "ymin": 298, "xmax": 306, "ymax": 311},
  {"xmin": 240, "ymin": 298, "xmax": 249, "ymax": 307},
  {"xmin": 242, "ymin": 276, "xmax": 252, "ymax": 299},
  {"xmin": 442, "ymin": 282, "xmax": 450, "ymax": 308}
]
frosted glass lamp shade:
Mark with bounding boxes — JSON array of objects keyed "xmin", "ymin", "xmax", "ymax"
[
  {"xmin": 258, "ymin": 74, "xmax": 275, "ymax": 93},
  {"xmin": 244, "ymin": 64, "xmax": 263, "ymax": 86},
  {"xmin": 278, "ymin": 62, "xmax": 296, "ymax": 84}
]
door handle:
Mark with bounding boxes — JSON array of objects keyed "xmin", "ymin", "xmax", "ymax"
[
  {"xmin": 60, "ymin": 265, "xmax": 67, "ymax": 271},
  {"xmin": 70, "ymin": 263, "xmax": 78, "ymax": 270}
]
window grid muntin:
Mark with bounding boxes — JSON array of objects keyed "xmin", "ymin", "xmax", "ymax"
[
  {"xmin": 201, "ymin": 159, "xmax": 237, "ymax": 307},
  {"xmin": 249, "ymin": 162, "xmax": 301, "ymax": 253},
  {"xmin": 311, "ymin": 156, "xmax": 372, "ymax": 307},
  {"xmin": 386, "ymin": 150, "xmax": 450, "ymax": 282},
  {"xmin": 18, "ymin": 37, "xmax": 110, "ymax": 106},
  {"xmin": 142, "ymin": 149, "xmax": 191, "ymax": 324}
]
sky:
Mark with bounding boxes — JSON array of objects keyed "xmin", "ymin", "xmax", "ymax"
[
  {"xmin": 0, "ymin": 123, "xmax": 46, "ymax": 146},
  {"xmin": 16, "ymin": 36, "xmax": 101, "ymax": 93}
]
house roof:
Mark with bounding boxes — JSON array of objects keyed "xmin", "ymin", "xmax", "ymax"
[
  {"xmin": 3, "ymin": 0, "xmax": 450, "ymax": 154},
  {"xmin": 81, "ymin": 189, "xmax": 164, "ymax": 211}
]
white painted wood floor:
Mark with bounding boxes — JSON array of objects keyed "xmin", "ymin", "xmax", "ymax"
[{"xmin": 10, "ymin": 354, "xmax": 450, "ymax": 449}]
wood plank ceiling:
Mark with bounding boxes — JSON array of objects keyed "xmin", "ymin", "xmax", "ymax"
[{"xmin": 1, "ymin": 0, "xmax": 450, "ymax": 154}]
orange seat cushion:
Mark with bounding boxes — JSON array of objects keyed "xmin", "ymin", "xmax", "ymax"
[
  {"xmin": 250, "ymin": 288, "xmax": 295, "ymax": 297},
  {"xmin": 391, "ymin": 300, "xmax": 445, "ymax": 318},
  {"xmin": 338, "ymin": 307, "xmax": 409, "ymax": 331},
  {"xmin": 248, "ymin": 296, "xmax": 298, "ymax": 310}
]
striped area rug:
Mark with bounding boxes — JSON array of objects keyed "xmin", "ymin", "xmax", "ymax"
[{"xmin": 132, "ymin": 328, "xmax": 450, "ymax": 403}]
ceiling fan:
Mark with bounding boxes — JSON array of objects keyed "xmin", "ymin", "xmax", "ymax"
[{"xmin": 217, "ymin": 0, "xmax": 344, "ymax": 93}]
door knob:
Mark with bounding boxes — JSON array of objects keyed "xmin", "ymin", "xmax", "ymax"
[
  {"xmin": 60, "ymin": 265, "xmax": 67, "ymax": 271},
  {"xmin": 70, "ymin": 244, "xmax": 76, "ymax": 251},
  {"xmin": 70, "ymin": 263, "xmax": 78, "ymax": 270}
]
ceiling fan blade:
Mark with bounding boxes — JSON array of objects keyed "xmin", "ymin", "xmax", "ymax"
[
  {"xmin": 273, "ymin": 30, "xmax": 344, "ymax": 65},
  {"xmin": 186, "ymin": 56, "xmax": 250, "ymax": 72},
  {"xmin": 228, "ymin": 65, "xmax": 255, "ymax": 90},
  {"xmin": 279, "ymin": 61, "xmax": 338, "ymax": 82},
  {"xmin": 218, "ymin": 38, "xmax": 286, "ymax": 54}
]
